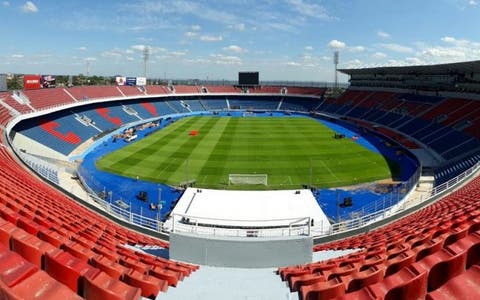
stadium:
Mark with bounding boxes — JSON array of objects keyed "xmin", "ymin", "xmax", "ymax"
[{"xmin": 1, "ymin": 2, "xmax": 480, "ymax": 300}]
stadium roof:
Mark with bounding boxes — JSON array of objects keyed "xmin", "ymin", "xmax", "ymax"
[{"xmin": 339, "ymin": 60, "xmax": 480, "ymax": 76}]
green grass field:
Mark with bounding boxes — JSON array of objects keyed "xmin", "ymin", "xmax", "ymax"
[{"xmin": 96, "ymin": 116, "xmax": 395, "ymax": 189}]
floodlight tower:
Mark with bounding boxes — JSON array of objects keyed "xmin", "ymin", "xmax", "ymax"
[
  {"xmin": 143, "ymin": 46, "xmax": 150, "ymax": 80},
  {"xmin": 86, "ymin": 60, "xmax": 90, "ymax": 77},
  {"xmin": 333, "ymin": 50, "xmax": 339, "ymax": 89}
]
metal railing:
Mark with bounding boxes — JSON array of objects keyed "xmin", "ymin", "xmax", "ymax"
[
  {"xmin": 168, "ymin": 213, "xmax": 313, "ymax": 238},
  {"xmin": 327, "ymin": 161, "xmax": 480, "ymax": 236}
]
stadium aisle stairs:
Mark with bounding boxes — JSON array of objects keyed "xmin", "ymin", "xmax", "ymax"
[{"xmin": 160, "ymin": 266, "xmax": 297, "ymax": 300}]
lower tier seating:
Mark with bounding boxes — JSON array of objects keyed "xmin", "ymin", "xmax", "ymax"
[{"xmin": 279, "ymin": 174, "xmax": 480, "ymax": 300}]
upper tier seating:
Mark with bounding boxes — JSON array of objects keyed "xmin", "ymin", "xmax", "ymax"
[
  {"xmin": 24, "ymin": 88, "xmax": 77, "ymax": 110},
  {"xmin": 68, "ymin": 86, "xmax": 123, "ymax": 101},
  {"xmin": 172, "ymin": 85, "xmax": 201, "ymax": 94},
  {"xmin": 204, "ymin": 85, "xmax": 241, "ymax": 93},
  {"xmin": 0, "ymin": 91, "xmax": 33, "ymax": 114},
  {"xmin": 279, "ymin": 173, "xmax": 480, "ymax": 300},
  {"xmin": 145, "ymin": 85, "xmax": 171, "ymax": 95},
  {"xmin": 117, "ymin": 86, "xmax": 145, "ymax": 97}
]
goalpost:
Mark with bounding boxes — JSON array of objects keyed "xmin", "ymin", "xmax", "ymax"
[{"xmin": 228, "ymin": 174, "xmax": 268, "ymax": 186}]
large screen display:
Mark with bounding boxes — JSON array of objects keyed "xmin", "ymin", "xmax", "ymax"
[{"xmin": 238, "ymin": 72, "xmax": 259, "ymax": 85}]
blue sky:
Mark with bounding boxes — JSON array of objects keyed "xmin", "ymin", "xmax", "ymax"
[{"xmin": 1, "ymin": 0, "xmax": 480, "ymax": 82}]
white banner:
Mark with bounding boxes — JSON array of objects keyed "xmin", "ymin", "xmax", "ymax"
[
  {"xmin": 115, "ymin": 76, "xmax": 126, "ymax": 86},
  {"xmin": 136, "ymin": 77, "xmax": 147, "ymax": 86}
]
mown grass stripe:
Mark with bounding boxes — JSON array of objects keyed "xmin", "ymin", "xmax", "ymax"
[{"xmin": 96, "ymin": 116, "xmax": 396, "ymax": 189}]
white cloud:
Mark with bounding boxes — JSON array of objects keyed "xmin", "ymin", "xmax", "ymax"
[
  {"xmin": 210, "ymin": 54, "xmax": 242, "ymax": 65},
  {"xmin": 170, "ymin": 50, "xmax": 188, "ymax": 57},
  {"xmin": 372, "ymin": 52, "xmax": 387, "ymax": 59},
  {"xmin": 11, "ymin": 54, "xmax": 24, "ymax": 58},
  {"xmin": 344, "ymin": 59, "xmax": 363, "ymax": 68},
  {"xmin": 304, "ymin": 46, "xmax": 313, "ymax": 51},
  {"xmin": 419, "ymin": 47, "xmax": 466, "ymax": 59},
  {"xmin": 199, "ymin": 35, "xmax": 223, "ymax": 42},
  {"xmin": 228, "ymin": 23, "xmax": 246, "ymax": 31},
  {"xmin": 381, "ymin": 43, "xmax": 414, "ymax": 53},
  {"xmin": 414, "ymin": 36, "xmax": 480, "ymax": 64},
  {"xmin": 131, "ymin": 45, "xmax": 147, "ymax": 51},
  {"xmin": 404, "ymin": 57, "xmax": 424, "ymax": 65},
  {"xmin": 21, "ymin": 1, "xmax": 38, "ymax": 13},
  {"xmin": 184, "ymin": 31, "xmax": 198, "ymax": 38},
  {"xmin": 469, "ymin": 0, "xmax": 478, "ymax": 5},
  {"xmin": 191, "ymin": 24, "xmax": 201, "ymax": 31},
  {"xmin": 440, "ymin": 36, "xmax": 472, "ymax": 46},
  {"xmin": 348, "ymin": 46, "xmax": 365, "ymax": 53},
  {"xmin": 441, "ymin": 36, "xmax": 456, "ymax": 43},
  {"xmin": 78, "ymin": 46, "xmax": 87, "ymax": 51},
  {"xmin": 2, "ymin": 1, "xmax": 9, "ymax": 6},
  {"xmin": 286, "ymin": 61, "xmax": 301, "ymax": 67},
  {"xmin": 101, "ymin": 49, "xmax": 123, "ymax": 58},
  {"xmin": 328, "ymin": 39, "xmax": 346, "ymax": 49},
  {"xmin": 377, "ymin": 30, "xmax": 391, "ymax": 39},
  {"xmin": 85, "ymin": 57, "xmax": 96, "ymax": 61},
  {"xmin": 285, "ymin": 0, "xmax": 332, "ymax": 20},
  {"xmin": 126, "ymin": 57, "xmax": 134, "ymax": 61},
  {"xmin": 223, "ymin": 45, "xmax": 247, "ymax": 54}
]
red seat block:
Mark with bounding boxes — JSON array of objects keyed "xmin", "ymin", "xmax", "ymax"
[
  {"xmin": 120, "ymin": 256, "xmax": 150, "ymax": 274},
  {"xmin": 426, "ymin": 265, "xmax": 480, "ymax": 300},
  {"xmin": 63, "ymin": 240, "xmax": 97, "ymax": 262},
  {"xmin": 0, "ymin": 245, "xmax": 82, "ymax": 300},
  {"xmin": 93, "ymin": 245, "xmax": 120, "ymax": 262},
  {"xmin": 0, "ymin": 270, "xmax": 84, "ymax": 300},
  {"xmin": 343, "ymin": 265, "xmax": 385, "ymax": 293},
  {"xmin": 83, "ymin": 271, "xmax": 141, "ymax": 300},
  {"xmin": 45, "ymin": 249, "xmax": 100, "ymax": 295},
  {"xmin": 0, "ymin": 219, "xmax": 21, "ymax": 247},
  {"xmin": 123, "ymin": 269, "xmax": 168, "ymax": 299},
  {"xmin": 367, "ymin": 265, "xmax": 428, "ymax": 300},
  {"xmin": 11, "ymin": 233, "xmax": 57, "ymax": 268},
  {"xmin": 16, "ymin": 217, "xmax": 42, "ymax": 236},
  {"xmin": 149, "ymin": 266, "xmax": 180, "ymax": 287},
  {"xmin": 290, "ymin": 272, "xmax": 326, "ymax": 292},
  {"xmin": 38, "ymin": 228, "xmax": 69, "ymax": 248},
  {"xmin": 91, "ymin": 255, "xmax": 129, "ymax": 280},
  {"xmin": 0, "ymin": 245, "xmax": 38, "ymax": 287},
  {"xmin": 300, "ymin": 278, "xmax": 346, "ymax": 300}
]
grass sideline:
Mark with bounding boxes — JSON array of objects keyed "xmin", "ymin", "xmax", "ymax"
[{"xmin": 96, "ymin": 116, "xmax": 395, "ymax": 190}]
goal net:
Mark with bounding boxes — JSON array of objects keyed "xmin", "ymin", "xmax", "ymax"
[{"xmin": 228, "ymin": 174, "xmax": 268, "ymax": 186}]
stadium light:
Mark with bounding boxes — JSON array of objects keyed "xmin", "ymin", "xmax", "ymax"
[
  {"xmin": 143, "ymin": 46, "xmax": 150, "ymax": 80},
  {"xmin": 333, "ymin": 51, "xmax": 339, "ymax": 89}
]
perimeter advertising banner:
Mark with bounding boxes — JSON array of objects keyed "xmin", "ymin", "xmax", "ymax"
[
  {"xmin": 24, "ymin": 75, "xmax": 41, "ymax": 90},
  {"xmin": 41, "ymin": 75, "xmax": 56, "ymax": 88},
  {"xmin": 136, "ymin": 77, "xmax": 146, "ymax": 86},
  {"xmin": 126, "ymin": 77, "xmax": 137, "ymax": 86},
  {"xmin": 115, "ymin": 76, "xmax": 126, "ymax": 86}
]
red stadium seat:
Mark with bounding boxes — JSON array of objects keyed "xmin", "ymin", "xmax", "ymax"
[
  {"xmin": 83, "ymin": 271, "xmax": 141, "ymax": 300},
  {"xmin": 123, "ymin": 269, "xmax": 168, "ymax": 299},
  {"xmin": 426, "ymin": 265, "xmax": 480, "ymax": 300},
  {"xmin": 44, "ymin": 249, "xmax": 100, "ymax": 295}
]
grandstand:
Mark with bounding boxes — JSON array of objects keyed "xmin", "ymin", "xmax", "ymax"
[{"xmin": 0, "ymin": 60, "xmax": 479, "ymax": 299}]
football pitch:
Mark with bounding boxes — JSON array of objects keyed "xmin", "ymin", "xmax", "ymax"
[{"xmin": 96, "ymin": 116, "xmax": 395, "ymax": 189}]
